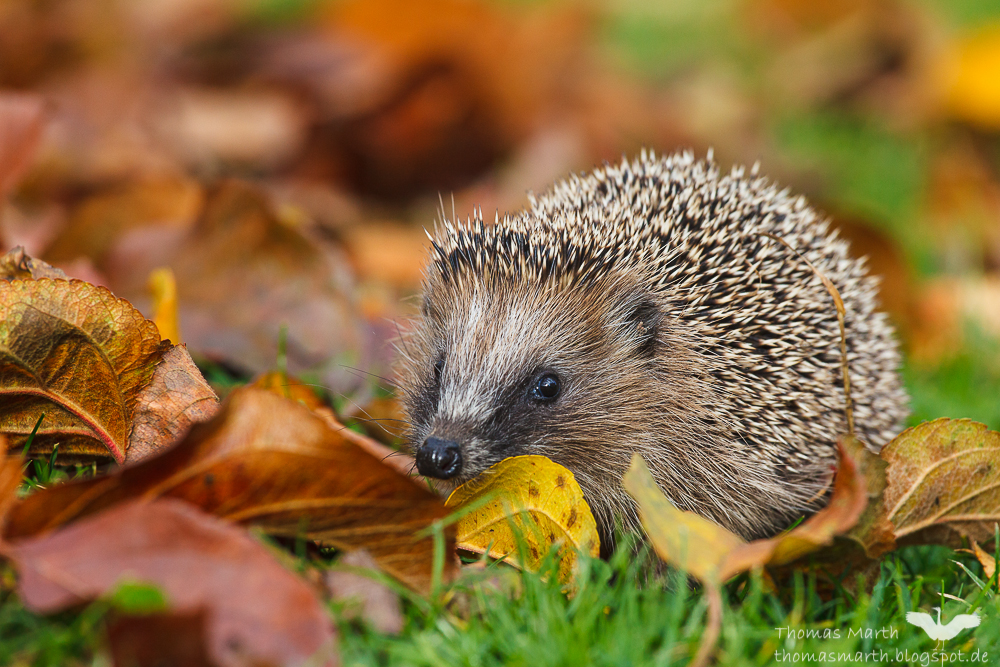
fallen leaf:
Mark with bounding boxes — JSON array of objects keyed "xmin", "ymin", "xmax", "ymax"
[
  {"xmin": 251, "ymin": 370, "xmax": 415, "ymax": 477},
  {"xmin": 0, "ymin": 246, "xmax": 67, "ymax": 281},
  {"xmin": 0, "ymin": 92, "xmax": 45, "ymax": 196},
  {"xmin": 0, "ymin": 440, "xmax": 21, "ymax": 531},
  {"xmin": 251, "ymin": 370, "xmax": 325, "ymax": 411},
  {"xmin": 126, "ymin": 344, "xmax": 220, "ymax": 465},
  {"xmin": 622, "ymin": 437, "xmax": 867, "ymax": 583},
  {"xmin": 43, "ymin": 175, "xmax": 204, "ymax": 271},
  {"xmin": 5, "ymin": 498, "xmax": 336, "ymax": 667},
  {"xmin": 153, "ymin": 180, "xmax": 368, "ymax": 398},
  {"xmin": 939, "ymin": 24, "xmax": 1000, "ymax": 130},
  {"xmin": 326, "ymin": 550, "xmax": 404, "ymax": 635},
  {"xmin": 842, "ymin": 435, "xmax": 894, "ymax": 558},
  {"xmin": 107, "ymin": 610, "xmax": 217, "ymax": 667},
  {"xmin": 148, "ymin": 266, "xmax": 181, "ymax": 344},
  {"xmin": 5, "ymin": 386, "xmax": 456, "ymax": 594},
  {"xmin": 622, "ymin": 453, "xmax": 744, "ymax": 585},
  {"xmin": 968, "ymin": 541, "xmax": 997, "ymax": 586},
  {"xmin": 0, "ymin": 278, "xmax": 168, "ymax": 463},
  {"xmin": 879, "ymin": 418, "xmax": 1000, "ymax": 547},
  {"xmin": 445, "ymin": 455, "xmax": 599, "ymax": 583}
]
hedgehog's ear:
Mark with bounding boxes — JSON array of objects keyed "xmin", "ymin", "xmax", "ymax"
[{"xmin": 625, "ymin": 297, "xmax": 661, "ymax": 357}]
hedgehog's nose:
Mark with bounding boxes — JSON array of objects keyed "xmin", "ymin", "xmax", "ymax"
[{"xmin": 416, "ymin": 436, "xmax": 463, "ymax": 479}]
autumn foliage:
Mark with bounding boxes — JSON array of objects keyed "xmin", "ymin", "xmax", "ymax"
[{"xmin": 3, "ymin": 0, "xmax": 1000, "ymax": 665}]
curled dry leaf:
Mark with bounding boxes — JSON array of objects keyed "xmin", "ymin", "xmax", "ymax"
[
  {"xmin": 127, "ymin": 344, "xmax": 220, "ymax": 465},
  {"xmin": 445, "ymin": 455, "xmax": 599, "ymax": 584},
  {"xmin": 5, "ymin": 386, "xmax": 455, "ymax": 594},
  {"xmin": 878, "ymin": 419, "xmax": 1000, "ymax": 548},
  {"xmin": 0, "ymin": 247, "xmax": 67, "ymax": 281},
  {"xmin": 622, "ymin": 437, "xmax": 866, "ymax": 584},
  {"xmin": 0, "ymin": 271, "xmax": 218, "ymax": 465},
  {"xmin": 842, "ymin": 434, "xmax": 893, "ymax": 559},
  {"xmin": 0, "ymin": 278, "xmax": 167, "ymax": 463},
  {"xmin": 4, "ymin": 498, "xmax": 337, "ymax": 667},
  {"xmin": 250, "ymin": 370, "xmax": 415, "ymax": 477},
  {"xmin": 967, "ymin": 541, "xmax": 997, "ymax": 588}
]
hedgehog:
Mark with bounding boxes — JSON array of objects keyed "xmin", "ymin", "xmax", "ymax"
[{"xmin": 397, "ymin": 150, "xmax": 908, "ymax": 546}]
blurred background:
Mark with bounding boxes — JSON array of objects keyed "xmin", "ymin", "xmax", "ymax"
[{"xmin": 1, "ymin": 0, "xmax": 999, "ymax": 429}]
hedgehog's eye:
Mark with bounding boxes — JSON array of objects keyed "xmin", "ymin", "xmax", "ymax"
[
  {"xmin": 433, "ymin": 355, "xmax": 445, "ymax": 382},
  {"xmin": 529, "ymin": 373, "xmax": 561, "ymax": 402}
]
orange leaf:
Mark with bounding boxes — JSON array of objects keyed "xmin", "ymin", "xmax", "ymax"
[{"xmin": 5, "ymin": 386, "xmax": 455, "ymax": 594}]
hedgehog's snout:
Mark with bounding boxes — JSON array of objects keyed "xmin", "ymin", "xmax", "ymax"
[{"xmin": 416, "ymin": 436, "xmax": 463, "ymax": 479}]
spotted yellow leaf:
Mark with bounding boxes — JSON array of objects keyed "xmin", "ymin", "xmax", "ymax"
[{"xmin": 445, "ymin": 455, "xmax": 599, "ymax": 582}]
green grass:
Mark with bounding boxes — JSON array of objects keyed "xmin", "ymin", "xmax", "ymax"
[
  {"xmin": 905, "ymin": 330, "xmax": 1000, "ymax": 431},
  {"xmin": 4, "ymin": 535, "xmax": 1000, "ymax": 666}
]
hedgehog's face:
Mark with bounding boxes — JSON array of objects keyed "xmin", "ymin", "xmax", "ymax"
[{"xmin": 399, "ymin": 270, "xmax": 668, "ymax": 490}]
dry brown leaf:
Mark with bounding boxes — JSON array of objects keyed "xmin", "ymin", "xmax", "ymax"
[
  {"xmin": 250, "ymin": 370, "xmax": 415, "ymax": 476},
  {"xmin": 107, "ymin": 611, "xmax": 217, "ymax": 667},
  {"xmin": 622, "ymin": 437, "xmax": 867, "ymax": 584},
  {"xmin": 157, "ymin": 180, "xmax": 367, "ymax": 397},
  {"xmin": 0, "ymin": 441, "xmax": 21, "ymax": 533},
  {"xmin": 842, "ymin": 435, "xmax": 894, "ymax": 558},
  {"xmin": 44, "ymin": 176, "xmax": 204, "ymax": 270},
  {"xmin": 445, "ymin": 455, "xmax": 599, "ymax": 584},
  {"xmin": 879, "ymin": 419, "xmax": 1000, "ymax": 547},
  {"xmin": 0, "ymin": 271, "xmax": 217, "ymax": 465},
  {"xmin": 0, "ymin": 278, "xmax": 168, "ymax": 463},
  {"xmin": 968, "ymin": 541, "xmax": 997, "ymax": 588},
  {"xmin": 4, "ymin": 386, "xmax": 456, "ymax": 594},
  {"xmin": 0, "ymin": 92, "xmax": 45, "ymax": 196},
  {"xmin": 5, "ymin": 498, "xmax": 337, "ymax": 667},
  {"xmin": 0, "ymin": 246, "xmax": 67, "ymax": 281},
  {"xmin": 127, "ymin": 344, "xmax": 220, "ymax": 465}
]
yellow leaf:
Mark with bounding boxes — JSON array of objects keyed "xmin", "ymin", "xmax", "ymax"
[
  {"xmin": 939, "ymin": 24, "xmax": 1000, "ymax": 129},
  {"xmin": 623, "ymin": 438, "xmax": 868, "ymax": 584},
  {"xmin": 445, "ymin": 455, "xmax": 599, "ymax": 583},
  {"xmin": 623, "ymin": 454, "xmax": 745, "ymax": 585},
  {"xmin": 148, "ymin": 267, "xmax": 181, "ymax": 345}
]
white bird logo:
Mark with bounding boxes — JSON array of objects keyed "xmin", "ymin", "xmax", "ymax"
[{"xmin": 906, "ymin": 607, "xmax": 980, "ymax": 645}]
